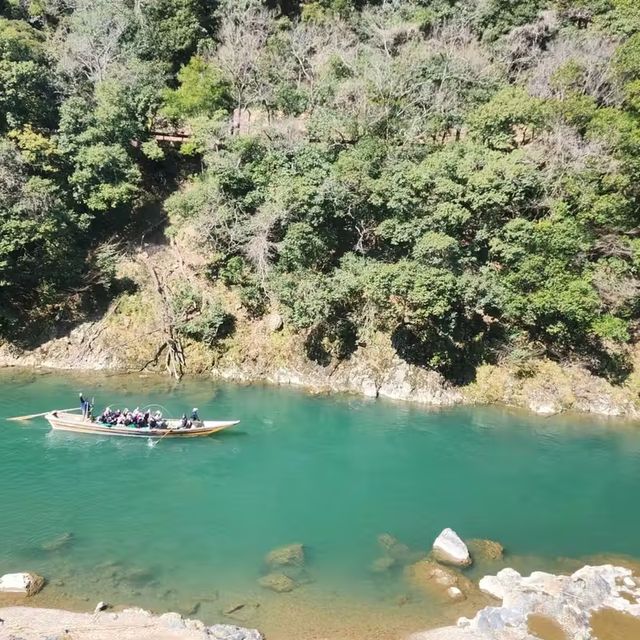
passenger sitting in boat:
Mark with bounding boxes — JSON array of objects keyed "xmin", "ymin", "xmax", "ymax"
[
  {"xmin": 180, "ymin": 414, "xmax": 188, "ymax": 428},
  {"xmin": 153, "ymin": 411, "xmax": 167, "ymax": 429},
  {"xmin": 190, "ymin": 408, "xmax": 199, "ymax": 422},
  {"xmin": 99, "ymin": 406, "xmax": 114, "ymax": 424}
]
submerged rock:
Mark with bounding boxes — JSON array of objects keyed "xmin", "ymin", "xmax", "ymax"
[
  {"xmin": 377, "ymin": 533, "xmax": 423, "ymax": 564},
  {"xmin": 264, "ymin": 543, "xmax": 304, "ymax": 568},
  {"xmin": 41, "ymin": 532, "xmax": 74, "ymax": 552},
  {"xmin": 405, "ymin": 560, "xmax": 475, "ymax": 602},
  {"xmin": 467, "ymin": 539, "xmax": 504, "ymax": 562},
  {"xmin": 258, "ymin": 572, "xmax": 297, "ymax": 593},
  {"xmin": 446, "ymin": 586, "xmax": 465, "ymax": 602},
  {"xmin": 222, "ymin": 602, "xmax": 261, "ymax": 623},
  {"xmin": 432, "ymin": 528, "xmax": 472, "ymax": 567},
  {"xmin": 208, "ymin": 624, "xmax": 263, "ymax": 640},
  {"xmin": 0, "ymin": 572, "xmax": 45, "ymax": 596},
  {"xmin": 371, "ymin": 556, "xmax": 397, "ymax": 573},
  {"xmin": 121, "ymin": 566, "xmax": 155, "ymax": 586},
  {"xmin": 378, "ymin": 533, "xmax": 398, "ymax": 550}
]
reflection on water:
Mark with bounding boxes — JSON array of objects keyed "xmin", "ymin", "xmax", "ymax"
[{"xmin": 1, "ymin": 369, "xmax": 640, "ymax": 639}]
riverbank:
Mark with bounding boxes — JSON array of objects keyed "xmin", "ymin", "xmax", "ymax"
[
  {"xmin": 1, "ymin": 241, "xmax": 639, "ymax": 421},
  {"xmin": 3, "ymin": 561, "xmax": 640, "ymax": 640},
  {"xmin": 0, "ymin": 606, "xmax": 262, "ymax": 640},
  {"xmin": 1, "ymin": 306, "xmax": 638, "ymax": 420}
]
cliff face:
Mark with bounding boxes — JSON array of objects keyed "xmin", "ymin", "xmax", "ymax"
[{"xmin": 0, "ymin": 246, "xmax": 638, "ymax": 419}]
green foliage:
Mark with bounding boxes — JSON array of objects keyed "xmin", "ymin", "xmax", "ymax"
[
  {"xmin": 171, "ymin": 284, "xmax": 236, "ymax": 345},
  {"xmin": 2, "ymin": 0, "xmax": 640, "ymax": 388},
  {"xmin": 0, "ymin": 139, "xmax": 86, "ymax": 336},
  {"xmin": 162, "ymin": 55, "xmax": 233, "ymax": 121},
  {"xmin": 178, "ymin": 302, "xmax": 236, "ymax": 345},
  {"xmin": 476, "ymin": 0, "xmax": 548, "ymax": 40},
  {"xmin": 591, "ymin": 315, "xmax": 630, "ymax": 343},
  {"xmin": 68, "ymin": 143, "xmax": 141, "ymax": 211},
  {"xmin": 132, "ymin": 0, "xmax": 209, "ymax": 65},
  {"xmin": 469, "ymin": 87, "xmax": 550, "ymax": 150},
  {"xmin": 0, "ymin": 19, "xmax": 54, "ymax": 132},
  {"xmin": 278, "ymin": 222, "xmax": 331, "ymax": 271},
  {"xmin": 613, "ymin": 33, "xmax": 640, "ymax": 83}
]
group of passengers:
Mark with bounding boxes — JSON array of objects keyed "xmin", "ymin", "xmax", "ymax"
[
  {"xmin": 97, "ymin": 406, "xmax": 201, "ymax": 429},
  {"xmin": 99, "ymin": 407, "xmax": 168, "ymax": 429}
]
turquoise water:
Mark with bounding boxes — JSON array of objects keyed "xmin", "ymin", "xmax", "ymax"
[{"xmin": 1, "ymin": 369, "xmax": 640, "ymax": 637}]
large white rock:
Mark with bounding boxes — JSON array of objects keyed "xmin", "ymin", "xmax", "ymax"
[
  {"xmin": 208, "ymin": 624, "xmax": 263, "ymax": 640},
  {"xmin": 412, "ymin": 564, "xmax": 640, "ymax": 640},
  {"xmin": 432, "ymin": 529, "xmax": 472, "ymax": 567},
  {"xmin": 0, "ymin": 572, "xmax": 44, "ymax": 596},
  {"xmin": 478, "ymin": 568, "xmax": 521, "ymax": 600},
  {"xmin": 430, "ymin": 564, "xmax": 640, "ymax": 640}
]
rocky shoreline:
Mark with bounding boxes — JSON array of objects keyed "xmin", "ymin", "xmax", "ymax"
[
  {"xmin": 411, "ymin": 563, "xmax": 640, "ymax": 640},
  {"xmin": 0, "ymin": 606, "xmax": 263, "ymax": 640},
  {"xmin": 2, "ymin": 561, "xmax": 639, "ymax": 640},
  {"xmin": 3, "ymin": 531, "xmax": 640, "ymax": 640},
  {"xmin": 1, "ymin": 316, "xmax": 638, "ymax": 419}
]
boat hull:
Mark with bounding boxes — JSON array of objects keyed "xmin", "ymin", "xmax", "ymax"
[{"xmin": 44, "ymin": 412, "xmax": 239, "ymax": 438}]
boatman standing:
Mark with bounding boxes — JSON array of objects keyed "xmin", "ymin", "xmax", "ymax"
[{"xmin": 79, "ymin": 393, "xmax": 90, "ymax": 419}]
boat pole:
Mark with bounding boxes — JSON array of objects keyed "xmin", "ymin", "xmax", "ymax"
[
  {"xmin": 151, "ymin": 429, "xmax": 174, "ymax": 447},
  {"xmin": 6, "ymin": 407, "xmax": 82, "ymax": 422}
]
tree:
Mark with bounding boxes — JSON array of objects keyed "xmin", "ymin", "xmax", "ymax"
[
  {"xmin": 162, "ymin": 55, "xmax": 232, "ymax": 121},
  {"xmin": 468, "ymin": 87, "xmax": 550, "ymax": 149},
  {"xmin": 0, "ymin": 18, "xmax": 56, "ymax": 132},
  {"xmin": 58, "ymin": 0, "xmax": 132, "ymax": 84},
  {"xmin": 68, "ymin": 142, "xmax": 141, "ymax": 211},
  {"xmin": 0, "ymin": 139, "xmax": 86, "ymax": 336}
]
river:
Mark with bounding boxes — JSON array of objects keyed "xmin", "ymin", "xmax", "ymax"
[{"xmin": 1, "ymin": 368, "xmax": 639, "ymax": 638}]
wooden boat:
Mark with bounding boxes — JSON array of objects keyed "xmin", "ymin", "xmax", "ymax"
[{"xmin": 44, "ymin": 411, "xmax": 239, "ymax": 438}]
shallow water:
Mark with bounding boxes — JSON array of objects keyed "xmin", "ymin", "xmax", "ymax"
[{"xmin": 1, "ymin": 369, "xmax": 640, "ymax": 638}]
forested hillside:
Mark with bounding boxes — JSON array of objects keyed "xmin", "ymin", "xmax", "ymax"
[{"xmin": 2, "ymin": 0, "xmax": 640, "ymax": 391}]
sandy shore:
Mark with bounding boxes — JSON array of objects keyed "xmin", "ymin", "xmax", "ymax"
[{"xmin": 0, "ymin": 606, "xmax": 257, "ymax": 640}]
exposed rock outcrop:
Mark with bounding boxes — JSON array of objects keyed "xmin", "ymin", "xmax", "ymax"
[
  {"xmin": 208, "ymin": 624, "xmax": 263, "ymax": 640},
  {"xmin": 0, "ymin": 606, "xmax": 264, "ymax": 640},
  {"xmin": 264, "ymin": 313, "xmax": 283, "ymax": 333},
  {"xmin": 432, "ymin": 529, "xmax": 472, "ymax": 567},
  {"xmin": 466, "ymin": 361, "xmax": 640, "ymax": 418},
  {"xmin": 410, "ymin": 564, "xmax": 640, "ymax": 640},
  {"xmin": 0, "ymin": 572, "xmax": 45, "ymax": 596}
]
